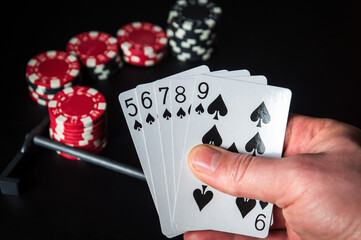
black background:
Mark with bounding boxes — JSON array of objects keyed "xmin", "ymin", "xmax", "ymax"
[{"xmin": 1, "ymin": 1, "xmax": 360, "ymax": 239}]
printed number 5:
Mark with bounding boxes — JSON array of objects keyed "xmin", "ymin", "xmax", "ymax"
[{"xmin": 125, "ymin": 98, "xmax": 137, "ymax": 117}]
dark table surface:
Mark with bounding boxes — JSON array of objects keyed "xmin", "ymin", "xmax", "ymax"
[{"xmin": 1, "ymin": 1, "xmax": 360, "ymax": 239}]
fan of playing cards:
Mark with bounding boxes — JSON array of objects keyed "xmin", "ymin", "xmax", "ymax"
[{"xmin": 118, "ymin": 65, "xmax": 292, "ymax": 238}]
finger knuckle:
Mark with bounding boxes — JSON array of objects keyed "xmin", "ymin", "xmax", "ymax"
[{"xmin": 227, "ymin": 154, "xmax": 254, "ymax": 188}]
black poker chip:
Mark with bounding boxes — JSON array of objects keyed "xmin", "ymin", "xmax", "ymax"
[{"xmin": 166, "ymin": 0, "xmax": 222, "ymax": 62}]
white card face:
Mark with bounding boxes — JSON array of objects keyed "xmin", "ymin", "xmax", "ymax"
[
  {"xmin": 170, "ymin": 76, "xmax": 198, "ymax": 200},
  {"xmin": 135, "ymin": 82, "xmax": 179, "ymax": 237},
  {"xmin": 118, "ymin": 89, "xmax": 157, "ymax": 206},
  {"xmin": 173, "ymin": 75, "xmax": 291, "ymax": 238},
  {"xmin": 227, "ymin": 75, "xmax": 267, "ymax": 85},
  {"xmin": 206, "ymin": 69, "xmax": 250, "ymax": 77},
  {"xmin": 119, "ymin": 66, "xmax": 288, "ymax": 238},
  {"xmin": 153, "ymin": 65, "xmax": 211, "ymax": 235},
  {"xmin": 172, "ymin": 74, "xmax": 267, "ymax": 193}
]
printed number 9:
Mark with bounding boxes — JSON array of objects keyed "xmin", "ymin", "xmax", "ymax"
[{"xmin": 197, "ymin": 82, "xmax": 209, "ymax": 99}]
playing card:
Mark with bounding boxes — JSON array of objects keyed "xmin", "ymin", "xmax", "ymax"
[
  {"xmin": 119, "ymin": 66, "xmax": 211, "ymax": 237},
  {"xmin": 119, "ymin": 66, "xmax": 289, "ymax": 238},
  {"xmin": 173, "ymin": 74, "xmax": 291, "ymax": 238},
  {"xmin": 118, "ymin": 88, "xmax": 158, "ymax": 207},
  {"xmin": 172, "ymin": 74, "xmax": 267, "ymax": 195},
  {"xmin": 152, "ymin": 65, "xmax": 211, "ymax": 235},
  {"xmin": 135, "ymin": 82, "xmax": 179, "ymax": 237}
]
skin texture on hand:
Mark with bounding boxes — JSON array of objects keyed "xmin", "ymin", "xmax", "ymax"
[{"xmin": 185, "ymin": 114, "xmax": 361, "ymax": 240}]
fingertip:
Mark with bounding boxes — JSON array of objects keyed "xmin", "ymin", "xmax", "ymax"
[
  {"xmin": 183, "ymin": 231, "xmax": 198, "ymax": 240},
  {"xmin": 184, "ymin": 230, "xmax": 234, "ymax": 240},
  {"xmin": 188, "ymin": 144, "xmax": 221, "ymax": 175}
]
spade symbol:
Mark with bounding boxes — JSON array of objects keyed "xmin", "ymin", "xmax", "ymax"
[
  {"xmin": 195, "ymin": 103, "xmax": 204, "ymax": 115},
  {"xmin": 176, "ymin": 107, "xmax": 186, "ymax": 119},
  {"xmin": 250, "ymin": 101, "xmax": 271, "ymax": 127},
  {"xmin": 146, "ymin": 113, "xmax": 155, "ymax": 125},
  {"xmin": 227, "ymin": 142, "xmax": 238, "ymax": 153},
  {"xmin": 163, "ymin": 109, "xmax": 171, "ymax": 120},
  {"xmin": 207, "ymin": 94, "xmax": 228, "ymax": 120},
  {"xmin": 235, "ymin": 198, "xmax": 256, "ymax": 218},
  {"xmin": 245, "ymin": 132, "xmax": 265, "ymax": 156},
  {"xmin": 202, "ymin": 125, "xmax": 222, "ymax": 146},
  {"xmin": 193, "ymin": 185, "xmax": 213, "ymax": 211},
  {"xmin": 133, "ymin": 120, "xmax": 142, "ymax": 131},
  {"xmin": 259, "ymin": 201, "xmax": 269, "ymax": 210}
]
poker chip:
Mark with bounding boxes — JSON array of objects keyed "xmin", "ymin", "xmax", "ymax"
[
  {"xmin": 166, "ymin": 0, "xmax": 222, "ymax": 62},
  {"xmin": 48, "ymin": 86, "xmax": 108, "ymax": 160},
  {"xmin": 28, "ymin": 87, "xmax": 49, "ymax": 106},
  {"xmin": 66, "ymin": 31, "xmax": 123, "ymax": 80},
  {"xmin": 117, "ymin": 22, "xmax": 168, "ymax": 67},
  {"xmin": 25, "ymin": 50, "xmax": 81, "ymax": 105}
]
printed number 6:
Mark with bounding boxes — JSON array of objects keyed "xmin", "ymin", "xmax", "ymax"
[{"xmin": 255, "ymin": 214, "xmax": 266, "ymax": 231}]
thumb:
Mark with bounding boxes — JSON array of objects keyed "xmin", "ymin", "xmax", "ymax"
[{"xmin": 188, "ymin": 144, "xmax": 292, "ymax": 206}]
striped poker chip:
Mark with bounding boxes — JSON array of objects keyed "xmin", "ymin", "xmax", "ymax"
[
  {"xmin": 28, "ymin": 87, "xmax": 50, "ymax": 106},
  {"xmin": 48, "ymin": 86, "xmax": 108, "ymax": 160},
  {"xmin": 117, "ymin": 22, "xmax": 168, "ymax": 54},
  {"xmin": 26, "ymin": 50, "xmax": 80, "ymax": 89},
  {"xmin": 48, "ymin": 86, "xmax": 107, "ymax": 129},
  {"xmin": 167, "ymin": 0, "xmax": 222, "ymax": 30},
  {"xmin": 50, "ymin": 120, "xmax": 107, "ymax": 141},
  {"xmin": 87, "ymin": 53, "xmax": 123, "ymax": 80},
  {"xmin": 26, "ymin": 74, "xmax": 80, "ymax": 96},
  {"xmin": 66, "ymin": 31, "xmax": 119, "ymax": 67},
  {"xmin": 49, "ymin": 128, "xmax": 106, "ymax": 147},
  {"xmin": 166, "ymin": 0, "xmax": 221, "ymax": 62},
  {"xmin": 28, "ymin": 85, "xmax": 54, "ymax": 100},
  {"xmin": 117, "ymin": 22, "xmax": 168, "ymax": 67},
  {"xmin": 56, "ymin": 136, "xmax": 108, "ymax": 160},
  {"xmin": 49, "ymin": 124, "xmax": 107, "ymax": 141},
  {"xmin": 50, "ymin": 114, "xmax": 107, "ymax": 134},
  {"xmin": 123, "ymin": 49, "xmax": 167, "ymax": 67}
]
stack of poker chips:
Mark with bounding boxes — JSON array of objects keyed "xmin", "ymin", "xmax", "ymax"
[
  {"xmin": 116, "ymin": 22, "xmax": 168, "ymax": 67},
  {"xmin": 48, "ymin": 86, "xmax": 108, "ymax": 160},
  {"xmin": 166, "ymin": 0, "xmax": 222, "ymax": 62},
  {"xmin": 66, "ymin": 31, "xmax": 123, "ymax": 81},
  {"xmin": 25, "ymin": 50, "xmax": 81, "ymax": 106}
]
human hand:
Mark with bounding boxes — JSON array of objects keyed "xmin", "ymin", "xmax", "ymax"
[{"xmin": 184, "ymin": 114, "xmax": 361, "ymax": 240}]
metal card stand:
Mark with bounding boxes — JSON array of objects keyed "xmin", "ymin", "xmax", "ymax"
[{"xmin": 0, "ymin": 116, "xmax": 145, "ymax": 196}]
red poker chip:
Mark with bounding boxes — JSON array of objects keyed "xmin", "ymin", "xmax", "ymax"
[
  {"xmin": 50, "ymin": 124, "xmax": 107, "ymax": 141},
  {"xmin": 48, "ymin": 86, "xmax": 107, "ymax": 129},
  {"xmin": 123, "ymin": 49, "xmax": 167, "ymax": 67},
  {"xmin": 28, "ymin": 88, "xmax": 49, "ymax": 106},
  {"xmin": 56, "ymin": 137, "xmax": 108, "ymax": 160},
  {"xmin": 117, "ymin": 22, "xmax": 168, "ymax": 54},
  {"xmin": 66, "ymin": 31, "xmax": 119, "ymax": 67},
  {"xmin": 49, "ymin": 128, "xmax": 104, "ymax": 141},
  {"xmin": 49, "ymin": 115, "xmax": 107, "ymax": 134},
  {"xmin": 50, "ymin": 117, "xmax": 106, "ymax": 134},
  {"xmin": 26, "ymin": 50, "xmax": 80, "ymax": 89},
  {"xmin": 28, "ymin": 85, "xmax": 54, "ymax": 100},
  {"xmin": 122, "ymin": 45, "xmax": 167, "ymax": 60},
  {"xmin": 49, "ymin": 130, "xmax": 107, "ymax": 147}
]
